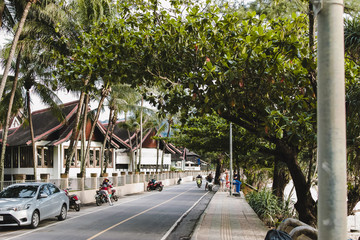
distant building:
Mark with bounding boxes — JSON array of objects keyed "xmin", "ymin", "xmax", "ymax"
[{"xmin": 0, "ymin": 101, "xmax": 201, "ymax": 180}]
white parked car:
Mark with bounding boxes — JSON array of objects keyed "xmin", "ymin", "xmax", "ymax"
[{"xmin": 0, "ymin": 182, "xmax": 69, "ymax": 228}]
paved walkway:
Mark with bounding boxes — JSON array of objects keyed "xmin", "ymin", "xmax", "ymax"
[{"xmin": 191, "ymin": 191, "xmax": 269, "ymax": 240}]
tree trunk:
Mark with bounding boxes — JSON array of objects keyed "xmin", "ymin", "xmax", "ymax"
[
  {"xmin": 135, "ymin": 131, "xmax": 139, "ymax": 171},
  {"xmin": 80, "ymin": 95, "xmax": 89, "ymax": 177},
  {"xmin": 27, "ymin": 89, "xmax": 37, "ymax": 180},
  {"xmin": 278, "ymin": 142, "xmax": 317, "ymax": 226},
  {"xmin": 156, "ymin": 139, "xmax": 159, "ymax": 173},
  {"xmin": 0, "ymin": 0, "xmax": 4, "ymax": 28},
  {"xmin": 65, "ymin": 89, "xmax": 86, "ymax": 174},
  {"xmin": 0, "ymin": 0, "xmax": 34, "ymax": 101},
  {"xmin": 308, "ymin": 0, "xmax": 317, "ymax": 96},
  {"xmin": 104, "ymin": 113, "xmax": 116, "ymax": 174},
  {"xmin": 0, "ymin": 49, "xmax": 21, "ymax": 190},
  {"xmin": 347, "ymin": 184, "xmax": 360, "ymax": 215},
  {"xmin": 127, "ymin": 129, "xmax": 134, "ymax": 171},
  {"xmin": 81, "ymin": 88, "xmax": 109, "ymax": 177},
  {"xmin": 347, "ymin": 149, "xmax": 360, "ymax": 215},
  {"xmin": 214, "ymin": 158, "xmax": 221, "ymax": 185},
  {"xmin": 161, "ymin": 143, "xmax": 165, "ymax": 173},
  {"xmin": 137, "ymin": 96, "xmax": 144, "ymax": 172},
  {"xmin": 272, "ymin": 154, "xmax": 289, "ymax": 200},
  {"xmin": 101, "ymin": 108, "xmax": 113, "ymax": 175}
]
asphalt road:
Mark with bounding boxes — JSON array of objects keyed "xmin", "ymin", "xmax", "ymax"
[{"xmin": 0, "ymin": 181, "xmax": 215, "ymax": 240}]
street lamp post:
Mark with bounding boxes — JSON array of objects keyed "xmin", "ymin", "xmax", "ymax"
[
  {"xmin": 230, "ymin": 122, "xmax": 233, "ymax": 196},
  {"xmin": 316, "ymin": 0, "xmax": 347, "ymax": 239}
]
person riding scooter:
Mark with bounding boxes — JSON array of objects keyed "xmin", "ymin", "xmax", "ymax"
[
  {"xmin": 100, "ymin": 178, "xmax": 113, "ymax": 206},
  {"xmin": 196, "ymin": 174, "xmax": 202, "ymax": 188},
  {"xmin": 205, "ymin": 173, "xmax": 213, "ymax": 190}
]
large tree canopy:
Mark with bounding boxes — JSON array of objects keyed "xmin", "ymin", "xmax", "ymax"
[
  {"xmin": 140, "ymin": 3, "xmax": 318, "ymax": 225},
  {"xmin": 54, "ymin": 1, "xmax": 318, "ymax": 225}
]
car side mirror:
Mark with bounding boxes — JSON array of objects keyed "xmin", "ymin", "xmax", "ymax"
[{"xmin": 39, "ymin": 193, "xmax": 48, "ymax": 198}]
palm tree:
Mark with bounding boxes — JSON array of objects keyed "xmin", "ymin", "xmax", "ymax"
[
  {"xmin": 345, "ymin": 17, "xmax": 360, "ymax": 65},
  {"xmin": 0, "ymin": 0, "xmax": 16, "ymax": 30},
  {"xmin": 0, "ymin": 0, "xmax": 38, "ymax": 102},
  {"xmin": 80, "ymin": 85, "xmax": 111, "ymax": 177},
  {"xmin": 100, "ymin": 84, "xmax": 137, "ymax": 175},
  {"xmin": 147, "ymin": 114, "xmax": 167, "ymax": 173},
  {"xmin": 0, "ymin": 0, "xmax": 75, "ymax": 181},
  {"xmin": 0, "ymin": 47, "xmax": 22, "ymax": 190},
  {"xmin": 20, "ymin": 55, "xmax": 64, "ymax": 180}
]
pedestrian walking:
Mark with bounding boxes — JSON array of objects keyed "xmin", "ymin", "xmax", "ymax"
[
  {"xmin": 219, "ymin": 171, "xmax": 226, "ymax": 191},
  {"xmin": 225, "ymin": 171, "xmax": 230, "ymax": 191}
]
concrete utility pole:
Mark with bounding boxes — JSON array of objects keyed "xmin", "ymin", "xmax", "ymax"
[
  {"xmin": 316, "ymin": 0, "xmax": 347, "ymax": 239},
  {"xmin": 230, "ymin": 123, "xmax": 233, "ymax": 196}
]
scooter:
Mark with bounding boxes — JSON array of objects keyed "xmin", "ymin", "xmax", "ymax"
[
  {"xmin": 207, "ymin": 182, "xmax": 213, "ymax": 191},
  {"xmin": 95, "ymin": 188, "xmax": 118, "ymax": 206},
  {"xmin": 64, "ymin": 188, "xmax": 81, "ymax": 211},
  {"xmin": 147, "ymin": 179, "xmax": 163, "ymax": 191},
  {"xmin": 205, "ymin": 180, "xmax": 213, "ymax": 191}
]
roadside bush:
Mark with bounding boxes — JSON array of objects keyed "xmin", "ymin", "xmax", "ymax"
[
  {"xmin": 170, "ymin": 166, "xmax": 178, "ymax": 171},
  {"xmin": 246, "ymin": 189, "xmax": 295, "ymax": 227}
]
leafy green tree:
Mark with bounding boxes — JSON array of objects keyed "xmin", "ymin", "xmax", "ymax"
[
  {"xmin": 344, "ymin": 16, "xmax": 360, "ymax": 214},
  {"xmin": 139, "ymin": 2, "xmax": 317, "ymax": 225}
]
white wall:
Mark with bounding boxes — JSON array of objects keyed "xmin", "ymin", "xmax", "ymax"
[{"xmin": 139, "ymin": 149, "xmax": 171, "ymax": 165}]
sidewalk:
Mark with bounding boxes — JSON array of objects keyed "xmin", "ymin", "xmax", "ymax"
[{"xmin": 191, "ymin": 190, "xmax": 269, "ymax": 240}]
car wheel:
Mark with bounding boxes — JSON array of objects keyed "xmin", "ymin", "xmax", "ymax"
[
  {"xmin": 30, "ymin": 210, "xmax": 40, "ymax": 229},
  {"xmin": 75, "ymin": 204, "xmax": 80, "ymax": 212},
  {"xmin": 58, "ymin": 204, "xmax": 67, "ymax": 221}
]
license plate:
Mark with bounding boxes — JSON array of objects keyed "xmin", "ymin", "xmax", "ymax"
[
  {"xmin": 75, "ymin": 200, "xmax": 81, "ymax": 204},
  {"xmin": 0, "ymin": 216, "xmax": 3, "ymax": 221}
]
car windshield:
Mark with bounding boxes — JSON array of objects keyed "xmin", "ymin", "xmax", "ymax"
[{"xmin": 0, "ymin": 185, "xmax": 39, "ymax": 198}]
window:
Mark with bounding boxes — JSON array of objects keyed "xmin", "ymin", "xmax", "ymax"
[
  {"xmin": 89, "ymin": 149, "xmax": 94, "ymax": 167},
  {"xmin": 47, "ymin": 183, "xmax": 60, "ymax": 194},
  {"xmin": 39, "ymin": 185, "xmax": 51, "ymax": 196},
  {"xmin": 20, "ymin": 147, "xmax": 33, "ymax": 168},
  {"xmin": 44, "ymin": 147, "xmax": 53, "ymax": 167},
  {"xmin": 64, "ymin": 148, "xmax": 75, "ymax": 167},
  {"xmin": 37, "ymin": 148, "xmax": 42, "ymax": 166},
  {"xmin": 105, "ymin": 149, "xmax": 113, "ymax": 168},
  {"xmin": 13, "ymin": 148, "xmax": 18, "ymax": 168},
  {"xmin": 77, "ymin": 149, "xmax": 81, "ymax": 167},
  {"xmin": 4, "ymin": 149, "xmax": 11, "ymax": 168},
  {"xmin": 64, "ymin": 147, "xmax": 102, "ymax": 168},
  {"xmin": 116, "ymin": 164, "xmax": 129, "ymax": 170},
  {"xmin": 37, "ymin": 147, "xmax": 54, "ymax": 168},
  {"xmin": 95, "ymin": 149, "xmax": 100, "ymax": 167}
]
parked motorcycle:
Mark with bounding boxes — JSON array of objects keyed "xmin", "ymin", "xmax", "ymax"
[
  {"xmin": 64, "ymin": 188, "xmax": 81, "ymax": 211},
  {"xmin": 147, "ymin": 179, "xmax": 163, "ymax": 191},
  {"xmin": 95, "ymin": 188, "xmax": 118, "ymax": 206},
  {"xmin": 196, "ymin": 177, "xmax": 202, "ymax": 188}
]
